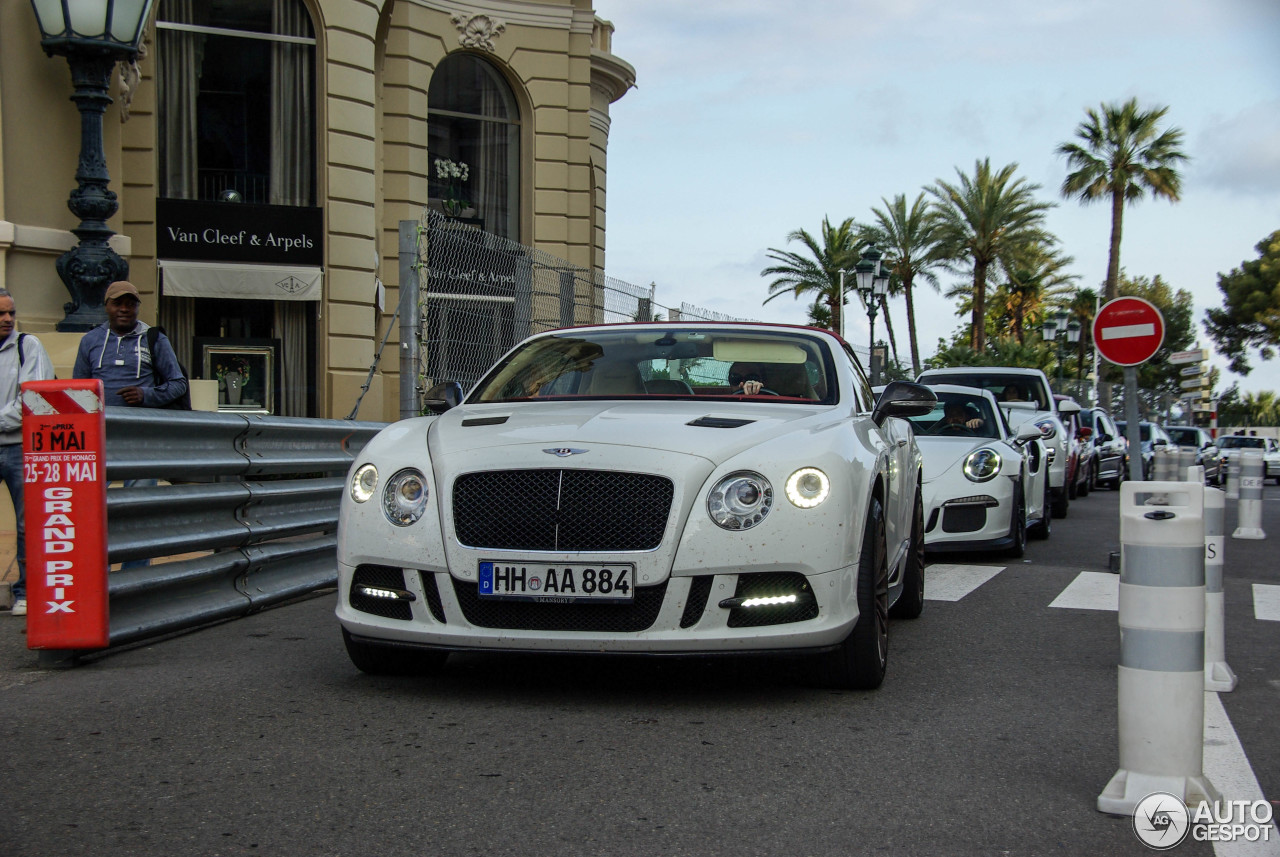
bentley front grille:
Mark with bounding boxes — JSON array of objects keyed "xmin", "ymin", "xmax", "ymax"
[{"xmin": 453, "ymin": 469, "xmax": 675, "ymax": 552}]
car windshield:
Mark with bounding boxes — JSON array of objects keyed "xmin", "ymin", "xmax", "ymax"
[
  {"xmin": 1167, "ymin": 428, "xmax": 1204, "ymax": 446},
  {"xmin": 917, "ymin": 372, "xmax": 1050, "ymax": 410},
  {"xmin": 903, "ymin": 390, "xmax": 1001, "ymax": 439},
  {"xmin": 1217, "ymin": 436, "xmax": 1265, "ymax": 449},
  {"xmin": 469, "ymin": 328, "xmax": 838, "ymax": 404}
]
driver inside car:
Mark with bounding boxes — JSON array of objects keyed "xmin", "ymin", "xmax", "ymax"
[
  {"xmin": 728, "ymin": 362, "xmax": 766, "ymax": 395},
  {"xmin": 933, "ymin": 401, "xmax": 984, "ymax": 433}
]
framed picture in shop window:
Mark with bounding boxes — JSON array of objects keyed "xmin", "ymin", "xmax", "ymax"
[{"xmin": 195, "ymin": 338, "xmax": 279, "ymax": 413}]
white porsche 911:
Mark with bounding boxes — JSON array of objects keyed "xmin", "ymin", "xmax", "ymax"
[
  {"xmin": 902, "ymin": 384, "xmax": 1051, "ymax": 557},
  {"xmin": 336, "ymin": 323, "xmax": 937, "ymax": 689}
]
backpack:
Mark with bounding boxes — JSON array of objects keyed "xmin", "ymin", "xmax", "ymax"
[
  {"xmin": 15, "ymin": 332, "xmax": 56, "ymax": 378},
  {"xmin": 145, "ymin": 326, "xmax": 192, "ymax": 410}
]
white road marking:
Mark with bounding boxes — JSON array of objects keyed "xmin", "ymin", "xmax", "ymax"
[
  {"xmin": 1050, "ymin": 572, "xmax": 1119, "ymax": 611},
  {"xmin": 925, "ymin": 564, "xmax": 1004, "ymax": 601},
  {"xmin": 1204, "ymin": 691, "xmax": 1280, "ymax": 857},
  {"xmin": 1254, "ymin": 584, "xmax": 1280, "ymax": 622}
]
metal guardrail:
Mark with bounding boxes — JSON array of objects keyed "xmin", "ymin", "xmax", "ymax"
[{"xmin": 84, "ymin": 408, "xmax": 385, "ymax": 653}]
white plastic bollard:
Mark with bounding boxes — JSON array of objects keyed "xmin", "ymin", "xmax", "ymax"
[
  {"xmin": 1203, "ymin": 486, "xmax": 1237, "ymax": 692},
  {"xmin": 1178, "ymin": 450, "xmax": 1199, "ymax": 482},
  {"xmin": 1232, "ymin": 451, "xmax": 1266, "ymax": 540},
  {"xmin": 1225, "ymin": 457, "xmax": 1239, "ymax": 501},
  {"xmin": 1152, "ymin": 447, "xmax": 1179, "ymax": 481},
  {"xmin": 1098, "ymin": 480, "xmax": 1220, "ymax": 816}
]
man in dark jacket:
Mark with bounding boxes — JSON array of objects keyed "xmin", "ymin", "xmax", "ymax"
[
  {"xmin": 72, "ymin": 280, "xmax": 188, "ymax": 407},
  {"xmin": 73, "ymin": 280, "xmax": 187, "ymax": 569}
]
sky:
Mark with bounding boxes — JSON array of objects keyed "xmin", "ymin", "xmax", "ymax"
[{"xmin": 595, "ymin": 0, "xmax": 1280, "ymax": 397}]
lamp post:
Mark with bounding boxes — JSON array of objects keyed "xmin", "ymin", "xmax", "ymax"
[
  {"xmin": 1041, "ymin": 309, "xmax": 1080, "ymax": 392},
  {"xmin": 29, "ymin": 0, "xmax": 156, "ymax": 331},
  {"xmin": 854, "ymin": 243, "xmax": 889, "ymax": 385}
]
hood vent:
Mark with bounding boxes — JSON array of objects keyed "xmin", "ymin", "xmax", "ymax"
[
  {"xmin": 461, "ymin": 416, "xmax": 509, "ymax": 427},
  {"xmin": 688, "ymin": 416, "xmax": 755, "ymax": 429}
]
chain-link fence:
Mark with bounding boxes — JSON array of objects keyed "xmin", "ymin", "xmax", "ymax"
[{"xmin": 409, "ymin": 211, "xmax": 750, "ymax": 406}]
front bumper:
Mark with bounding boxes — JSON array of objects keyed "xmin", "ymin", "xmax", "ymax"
[{"xmin": 336, "ymin": 562, "xmax": 860, "ymax": 654}]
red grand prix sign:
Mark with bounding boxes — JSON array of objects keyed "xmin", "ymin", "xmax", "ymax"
[
  {"xmin": 22, "ymin": 380, "xmax": 109, "ymax": 650},
  {"xmin": 1093, "ymin": 296, "xmax": 1165, "ymax": 366}
]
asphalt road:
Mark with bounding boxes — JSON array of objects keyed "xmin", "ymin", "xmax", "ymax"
[{"xmin": 1, "ymin": 484, "xmax": 1276, "ymax": 857}]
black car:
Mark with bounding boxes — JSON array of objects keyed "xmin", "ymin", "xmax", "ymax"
[
  {"xmin": 1164, "ymin": 425, "xmax": 1223, "ymax": 485},
  {"xmin": 1080, "ymin": 407, "xmax": 1128, "ymax": 489}
]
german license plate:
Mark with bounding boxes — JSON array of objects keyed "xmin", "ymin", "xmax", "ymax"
[{"xmin": 478, "ymin": 561, "xmax": 635, "ymax": 603}]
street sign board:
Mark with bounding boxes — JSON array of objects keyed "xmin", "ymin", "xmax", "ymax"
[
  {"xmin": 1181, "ymin": 377, "xmax": 1206, "ymax": 390},
  {"xmin": 1169, "ymin": 349, "xmax": 1206, "ymax": 365},
  {"xmin": 1093, "ymin": 297, "xmax": 1166, "ymax": 366},
  {"xmin": 1180, "ymin": 365, "xmax": 1202, "ymax": 377}
]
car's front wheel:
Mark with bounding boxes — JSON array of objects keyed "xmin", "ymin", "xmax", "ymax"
[
  {"xmin": 1029, "ymin": 478, "xmax": 1052, "ymax": 540},
  {"xmin": 343, "ymin": 627, "xmax": 449, "ymax": 676},
  {"xmin": 1006, "ymin": 482, "xmax": 1027, "ymax": 558},
  {"xmin": 1051, "ymin": 484, "xmax": 1069, "ymax": 518},
  {"xmin": 890, "ymin": 489, "xmax": 925, "ymax": 620},
  {"xmin": 818, "ymin": 497, "xmax": 888, "ymax": 690}
]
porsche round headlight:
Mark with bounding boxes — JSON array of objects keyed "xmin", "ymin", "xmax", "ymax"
[
  {"xmin": 785, "ymin": 467, "xmax": 830, "ymax": 508},
  {"xmin": 383, "ymin": 468, "xmax": 429, "ymax": 526},
  {"xmin": 964, "ymin": 449, "xmax": 1002, "ymax": 482},
  {"xmin": 1035, "ymin": 418, "xmax": 1058, "ymax": 440},
  {"xmin": 351, "ymin": 463, "xmax": 378, "ymax": 503},
  {"xmin": 708, "ymin": 471, "xmax": 773, "ymax": 530}
]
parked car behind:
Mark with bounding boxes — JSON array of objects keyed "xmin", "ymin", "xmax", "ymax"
[
  {"xmin": 1079, "ymin": 407, "xmax": 1127, "ymax": 489},
  {"xmin": 1054, "ymin": 395, "xmax": 1090, "ymax": 499},
  {"xmin": 1115, "ymin": 420, "xmax": 1171, "ymax": 480},
  {"xmin": 1164, "ymin": 425, "xmax": 1222, "ymax": 484},
  {"xmin": 916, "ymin": 366, "xmax": 1072, "ymax": 518},
  {"xmin": 1217, "ymin": 434, "xmax": 1280, "ymax": 485}
]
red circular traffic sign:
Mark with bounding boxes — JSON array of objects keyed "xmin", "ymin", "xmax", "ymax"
[{"xmin": 1092, "ymin": 296, "xmax": 1165, "ymax": 366}]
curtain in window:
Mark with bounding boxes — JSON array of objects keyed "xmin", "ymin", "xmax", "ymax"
[
  {"xmin": 270, "ymin": 0, "xmax": 315, "ymax": 417},
  {"xmin": 478, "ymin": 83, "xmax": 508, "ymax": 238},
  {"xmin": 156, "ymin": 0, "xmax": 206, "ymax": 364}
]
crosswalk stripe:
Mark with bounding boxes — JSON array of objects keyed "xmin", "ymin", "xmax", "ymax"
[
  {"xmin": 1204, "ymin": 691, "xmax": 1280, "ymax": 857},
  {"xmin": 1254, "ymin": 584, "xmax": 1280, "ymax": 622},
  {"xmin": 925, "ymin": 564, "xmax": 1005, "ymax": 601},
  {"xmin": 1050, "ymin": 572, "xmax": 1118, "ymax": 611}
]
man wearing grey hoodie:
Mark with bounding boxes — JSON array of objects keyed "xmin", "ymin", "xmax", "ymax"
[
  {"xmin": 72, "ymin": 281, "xmax": 188, "ymax": 408},
  {"xmin": 0, "ymin": 288, "xmax": 55, "ymax": 617}
]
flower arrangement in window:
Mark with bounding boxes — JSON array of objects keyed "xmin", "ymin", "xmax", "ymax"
[
  {"xmin": 215, "ymin": 356, "xmax": 251, "ymax": 384},
  {"xmin": 434, "ymin": 157, "xmax": 471, "ymax": 217}
]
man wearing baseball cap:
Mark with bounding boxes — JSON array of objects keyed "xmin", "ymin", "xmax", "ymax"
[{"xmin": 72, "ymin": 281, "xmax": 188, "ymax": 408}]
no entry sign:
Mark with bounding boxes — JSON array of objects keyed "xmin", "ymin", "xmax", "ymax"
[
  {"xmin": 22, "ymin": 380, "xmax": 109, "ymax": 650},
  {"xmin": 1093, "ymin": 297, "xmax": 1165, "ymax": 366}
]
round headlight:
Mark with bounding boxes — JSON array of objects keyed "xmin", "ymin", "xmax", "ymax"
[
  {"xmin": 383, "ymin": 468, "xmax": 429, "ymax": 526},
  {"xmin": 964, "ymin": 449, "xmax": 1002, "ymax": 482},
  {"xmin": 785, "ymin": 467, "xmax": 830, "ymax": 508},
  {"xmin": 707, "ymin": 471, "xmax": 773, "ymax": 530},
  {"xmin": 351, "ymin": 463, "xmax": 378, "ymax": 503},
  {"xmin": 1035, "ymin": 419, "xmax": 1058, "ymax": 440}
]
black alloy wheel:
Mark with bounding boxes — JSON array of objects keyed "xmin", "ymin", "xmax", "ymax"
[
  {"xmin": 818, "ymin": 497, "xmax": 888, "ymax": 690},
  {"xmin": 891, "ymin": 489, "xmax": 926, "ymax": 620}
]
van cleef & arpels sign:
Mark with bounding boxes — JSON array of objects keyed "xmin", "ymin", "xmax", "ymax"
[{"xmin": 157, "ymin": 198, "xmax": 323, "ymax": 266}]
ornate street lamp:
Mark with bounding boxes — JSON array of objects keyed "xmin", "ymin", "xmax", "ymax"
[
  {"xmin": 29, "ymin": 0, "xmax": 155, "ymax": 330},
  {"xmin": 854, "ymin": 243, "xmax": 888, "ymax": 385}
]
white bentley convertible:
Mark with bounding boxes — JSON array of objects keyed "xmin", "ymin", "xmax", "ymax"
[
  {"xmin": 904, "ymin": 385, "xmax": 1051, "ymax": 557},
  {"xmin": 336, "ymin": 323, "xmax": 936, "ymax": 689}
]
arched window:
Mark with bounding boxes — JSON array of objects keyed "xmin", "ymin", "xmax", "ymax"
[
  {"xmin": 428, "ymin": 54, "xmax": 521, "ymax": 239},
  {"xmin": 156, "ymin": 0, "xmax": 316, "ymax": 205}
]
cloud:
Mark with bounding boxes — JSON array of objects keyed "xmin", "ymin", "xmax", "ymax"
[{"xmin": 1193, "ymin": 100, "xmax": 1280, "ymax": 196}]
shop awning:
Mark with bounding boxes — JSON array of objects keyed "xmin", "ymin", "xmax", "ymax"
[{"xmin": 158, "ymin": 260, "xmax": 323, "ymax": 301}]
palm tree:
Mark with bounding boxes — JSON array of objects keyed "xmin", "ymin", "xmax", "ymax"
[
  {"xmin": 862, "ymin": 193, "xmax": 942, "ymax": 375},
  {"xmin": 1058, "ymin": 98, "xmax": 1188, "ymax": 304},
  {"xmin": 999, "ymin": 244, "xmax": 1078, "ymax": 344},
  {"xmin": 927, "ymin": 159, "xmax": 1054, "ymax": 352},
  {"xmin": 762, "ymin": 217, "xmax": 860, "ymax": 331}
]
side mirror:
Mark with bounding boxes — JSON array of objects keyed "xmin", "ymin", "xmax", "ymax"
[
  {"xmin": 1057, "ymin": 399, "xmax": 1081, "ymax": 416},
  {"xmin": 1014, "ymin": 423, "xmax": 1044, "ymax": 444},
  {"xmin": 871, "ymin": 380, "xmax": 937, "ymax": 426},
  {"xmin": 422, "ymin": 381, "xmax": 463, "ymax": 414}
]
